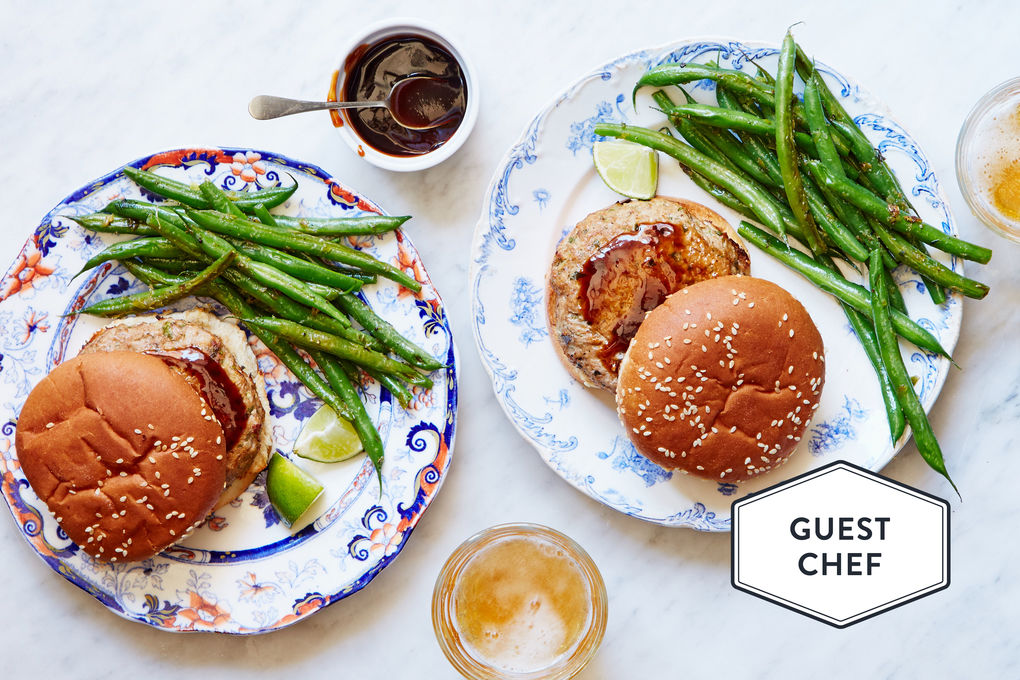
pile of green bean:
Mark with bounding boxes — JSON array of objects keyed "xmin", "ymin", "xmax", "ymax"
[
  {"xmin": 595, "ymin": 33, "xmax": 992, "ymax": 491},
  {"xmin": 69, "ymin": 167, "xmax": 443, "ymax": 484}
]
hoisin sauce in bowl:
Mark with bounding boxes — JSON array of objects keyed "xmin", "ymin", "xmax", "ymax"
[
  {"xmin": 343, "ymin": 34, "xmax": 466, "ymax": 157},
  {"xmin": 331, "ymin": 19, "xmax": 478, "ymax": 171}
]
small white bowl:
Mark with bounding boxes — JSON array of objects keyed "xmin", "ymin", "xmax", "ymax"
[
  {"xmin": 332, "ymin": 18, "xmax": 478, "ymax": 172},
  {"xmin": 955, "ymin": 76, "xmax": 1020, "ymax": 242}
]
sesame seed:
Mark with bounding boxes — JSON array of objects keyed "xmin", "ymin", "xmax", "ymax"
[
  {"xmin": 133, "ymin": 429, "xmax": 142, "ymax": 435},
  {"xmin": 748, "ymin": 302, "xmax": 755, "ymax": 308},
  {"xmin": 45, "ymin": 422, "xmax": 54, "ymax": 429}
]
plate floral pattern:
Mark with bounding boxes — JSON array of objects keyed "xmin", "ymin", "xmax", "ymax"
[
  {"xmin": 0, "ymin": 148, "xmax": 457, "ymax": 633},
  {"xmin": 470, "ymin": 38, "xmax": 962, "ymax": 530}
]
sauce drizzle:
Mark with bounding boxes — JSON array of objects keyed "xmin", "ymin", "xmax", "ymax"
[
  {"xmin": 578, "ymin": 221, "xmax": 742, "ymax": 373},
  {"xmin": 147, "ymin": 348, "xmax": 247, "ymax": 451}
]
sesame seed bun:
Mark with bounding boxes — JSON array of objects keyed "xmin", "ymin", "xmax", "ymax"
[
  {"xmin": 15, "ymin": 351, "xmax": 228, "ymax": 562},
  {"xmin": 547, "ymin": 197, "xmax": 750, "ymax": 392},
  {"xmin": 78, "ymin": 309, "xmax": 271, "ymax": 510},
  {"xmin": 615, "ymin": 276, "xmax": 825, "ymax": 482}
]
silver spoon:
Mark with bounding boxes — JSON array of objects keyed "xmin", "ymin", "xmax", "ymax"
[{"xmin": 248, "ymin": 75, "xmax": 457, "ymax": 130}]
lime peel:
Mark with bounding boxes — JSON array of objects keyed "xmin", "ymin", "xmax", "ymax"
[
  {"xmin": 266, "ymin": 453, "xmax": 324, "ymax": 528},
  {"xmin": 593, "ymin": 139, "xmax": 658, "ymax": 200},
  {"xmin": 294, "ymin": 404, "xmax": 364, "ymax": 463}
]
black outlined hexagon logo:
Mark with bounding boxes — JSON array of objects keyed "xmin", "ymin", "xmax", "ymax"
[{"xmin": 732, "ymin": 461, "xmax": 949, "ymax": 628}]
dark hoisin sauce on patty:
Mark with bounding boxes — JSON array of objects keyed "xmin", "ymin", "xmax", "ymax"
[
  {"xmin": 146, "ymin": 348, "xmax": 248, "ymax": 451},
  {"xmin": 578, "ymin": 221, "xmax": 746, "ymax": 373}
]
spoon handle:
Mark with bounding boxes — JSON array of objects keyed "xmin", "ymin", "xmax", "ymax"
[{"xmin": 248, "ymin": 95, "xmax": 385, "ymax": 120}]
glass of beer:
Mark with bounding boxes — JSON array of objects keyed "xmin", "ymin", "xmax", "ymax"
[{"xmin": 432, "ymin": 523, "xmax": 608, "ymax": 679}]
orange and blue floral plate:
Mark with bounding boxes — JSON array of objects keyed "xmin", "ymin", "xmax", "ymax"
[{"xmin": 0, "ymin": 148, "xmax": 457, "ymax": 633}]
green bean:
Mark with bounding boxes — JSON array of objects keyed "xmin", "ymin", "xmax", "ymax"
[
  {"xmin": 868, "ymin": 219, "xmax": 989, "ymax": 299},
  {"xmin": 695, "ymin": 121, "xmax": 780, "ymax": 188},
  {"xmin": 653, "ymin": 91, "xmax": 746, "ymax": 178},
  {"xmin": 186, "ymin": 209, "xmax": 421, "ymax": 291},
  {"xmin": 308, "ymin": 349, "xmax": 384, "ymax": 485},
  {"xmin": 252, "ymin": 203, "xmax": 279, "ymax": 228},
  {"xmin": 101, "ymin": 199, "xmax": 187, "ymax": 226},
  {"xmin": 362, "ymin": 366, "xmax": 414, "ymax": 409},
  {"xmin": 848, "ymin": 301, "xmax": 906, "ymax": 442},
  {"xmin": 813, "ymin": 254, "xmax": 905, "ymax": 442},
  {"xmin": 130, "ymin": 261, "xmax": 362, "ymax": 424},
  {"xmin": 736, "ymin": 221, "xmax": 952, "ymax": 357},
  {"xmin": 67, "ymin": 213, "xmax": 158, "ymax": 236},
  {"xmin": 801, "ymin": 172, "xmax": 867, "ymax": 260},
  {"xmin": 880, "ymin": 265, "xmax": 908, "ymax": 315},
  {"xmin": 776, "ymin": 32, "xmax": 824, "ymax": 254},
  {"xmin": 809, "ymin": 165, "xmax": 892, "ymax": 266},
  {"xmin": 78, "ymin": 251, "xmax": 234, "ymax": 316},
  {"xmin": 275, "ymin": 213, "xmax": 411, "ymax": 236},
  {"xmin": 867, "ymin": 250, "xmax": 957, "ymax": 493},
  {"xmin": 203, "ymin": 280, "xmax": 357, "ymax": 423},
  {"xmin": 332, "ymin": 292, "xmax": 444, "ymax": 373},
  {"xmin": 635, "ymin": 62, "xmax": 813, "ymax": 130},
  {"xmin": 122, "ymin": 166, "xmax": 297, "ymax": 212},
  {"xmin": 145, "ymin": 209, "xmax": 351, "ymax": 325},
  {"xmin": 136, "ymin": 257, "xmax": 205, "ymax": 272},
  {"xmin": 923, "ymin": 266, "xmax": 948, "ymax": 306},
  {"xmin": 226, "ymin": 238, "xmax": 363, "ymax": 292},
  {"xmin": 661, "ymin": 83, "xmax": 778, "ymax": 188},
  {"xmin": 123, "ymin": 166, "xmax": 210, "ymax": 208},
  {"xmin": 241, "ymin": 317, "xmax": 424, "ymax": 378},
  {"xmin": 810, "ymin": 162, "xmax": 993, "ymax": 263},
  {"xmin": 224, "ymin": 183, "xmax": 299, "ymax": 212},
  {"xmin": 635, "ymin": 63, "xmax": 770, "ymax": 105},
  {"xmin": 803, "ymin": 71, "xmax": 845, "ymax": 179},
  {"xmin": 715, "ymin": 86, "xmax": 784, "ymax": 185},
  {"xmin": 682, "ymin": 168, "xmax": 758, "ymax": 220},
  {"xmin": 198, "ymin": 180, "xmax": 246, "ymax": 218},
  {"xmin": 793, "ymin": 46, "xmax": 917, "ymax": 210},
  {"xmin": 595, "ymin": 123, "xmax": 788, "ymax": 239},
  {"xmin": 76, "ymin": 237, "xmax": 183, "ymax": 276},
  {"xmin": 213, "ymin": 267, "xmax": 383, "ymax": 350}
]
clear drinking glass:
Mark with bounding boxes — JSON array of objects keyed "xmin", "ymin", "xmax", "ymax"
[
  {"xmin": 956, "ymin": 76, "xmax": 1020, "ymax": 242},
  {"xmin": 432, "ymin": 523, "xmax": 608, "ymax": 680}
]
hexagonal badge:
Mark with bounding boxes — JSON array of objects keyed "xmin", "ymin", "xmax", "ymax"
[{"xmin": 732, "ymin": 461, "xmax": 949, "ymax": 628}]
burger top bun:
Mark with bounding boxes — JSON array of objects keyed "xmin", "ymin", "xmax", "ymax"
[
  {"xmin": 615, "ymin": 276, "xmax": 825, "ymax": 482},
  {"xmin": 15, "ymin": 351, "xmax": 227, "ymax": 562}
]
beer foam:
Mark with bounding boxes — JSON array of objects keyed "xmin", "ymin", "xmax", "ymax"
[{"xmin": 452, "ymin": 535, "xmax": 592, "ymax": 673}]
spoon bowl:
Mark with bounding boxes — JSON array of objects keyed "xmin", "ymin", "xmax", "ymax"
[{"xmin": 248, "ymin": 75, "xmax": 455, "ymax": 130}]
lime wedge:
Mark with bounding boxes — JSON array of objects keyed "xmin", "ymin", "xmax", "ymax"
[
  {"xmin": 593, "ymin": 139, "xmax": 658, "ymax": 200},
  {"xmin": 293, "ymin": 404, "xmax": 363, "ymax": 463},
  {"xmin": 266, "ymin": 453, "xmax": 324, "ymax": 527}
]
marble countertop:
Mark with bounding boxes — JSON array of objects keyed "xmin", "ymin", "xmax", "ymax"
[{"xmin": 1, "ymin": 1, "xmax": 1018, "ymax": 677}]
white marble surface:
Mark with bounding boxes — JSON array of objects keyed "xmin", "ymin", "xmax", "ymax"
[{"xmin": 1, "ymin": 1, "xmax": 1018, "ymax": 677}]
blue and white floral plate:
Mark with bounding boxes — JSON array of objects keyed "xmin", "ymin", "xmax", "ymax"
[
  {"xmin": 0, "ymin": 148, "xmax": 457, "ymax": 632},
  {"xmin": 470, "ymin": 38, "xmax": 962, "ymax": 530}
]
